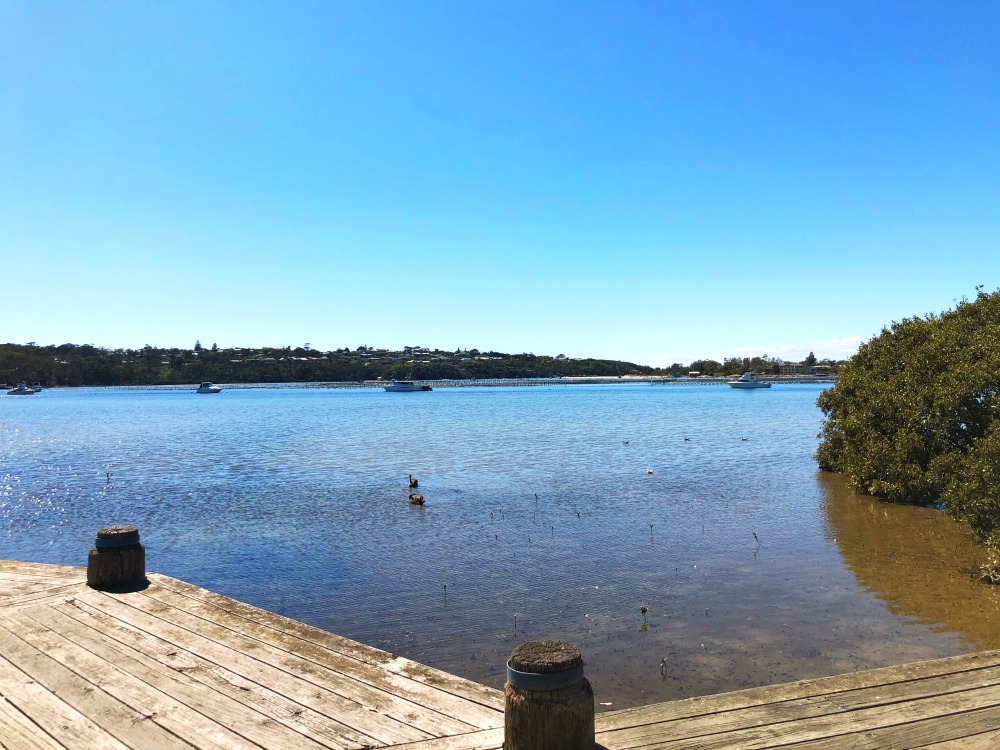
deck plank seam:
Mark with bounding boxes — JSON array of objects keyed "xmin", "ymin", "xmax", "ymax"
[
  {"xmin": 594, "ymin": 671, "xmax": 1000, "ymax": 748},
  {"xmin": 45, "ymin": 604, "xmax": 380, "ymax": 750},
  {"xmin": 595, "ymin": 652, "xmax": 1000, "ymax": 732},
  {"xmin": 0, "ymin": 691, "xmax": 70, "ymax": 750},
  {"xmin": 147, "ymin": 574, "xmax": 504, "ymax": 713},
  {"xmin": 74, "ymin": 590, "xmax": 444, "ymax": 744},
  {"xmin": 58, "ymin": 595, "xmax": 392, "ymax": 749},
  {"xmin": 9, "ymin": 605, "xmax": 291, "ymax": 750},
  {"xmin": 0, "ymin": 618, "xmax": 202, "ymax": 750},
  {"xmin": 135, "ymin": 582, "xmax": 500, "ymax": 726},
  {"xmin": 757, "ymin": 703, "xmax": 1000, "ymax": 750},
  {"xmin": 600, "ymin": 683, "xmax": 1000, "ymax": 749},
  {"xmin": 114, "ymin": 588, "xmax": 471, "ymax": 738},
  {"xmin": 1, "ymin": 585, "xmax": 89, "ymax": 611}
]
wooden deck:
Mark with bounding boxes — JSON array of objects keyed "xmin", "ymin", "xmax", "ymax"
[
  {"xmin": 0, "ymin": 561, "xmax": 504, "ymax": 749},
  {"xmin": 2, "ymin": 560, "xmax": 999, "ymax": 749}
]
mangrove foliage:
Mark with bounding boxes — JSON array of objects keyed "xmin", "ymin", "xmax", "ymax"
[{"xmin": 816, "ymin": 288, "xmax": 1000, "ymax": 551}]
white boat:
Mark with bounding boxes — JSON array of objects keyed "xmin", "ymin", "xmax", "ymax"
[
  {"xmin": 6, "ymin": 382, "xmax": 38, "ymax": 396},
  {"xmin": 727, "ymin": 371, "xmax": 772, "ymax": 389},
  {"xmin": 383, "ymin": 380, "xmax": 432, "ymax": 392},
  {"xmin": 31, "ymin": 382, "xmax": 43, "ymax": 391},
  {"xmin": 196, "ymin": 382, "xmax": 223, "ymax": 394}
]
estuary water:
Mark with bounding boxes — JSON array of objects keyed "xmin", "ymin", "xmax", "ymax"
[{"xmin": 2, "ymin": 383, "xmax": 999, "ymax": 709}]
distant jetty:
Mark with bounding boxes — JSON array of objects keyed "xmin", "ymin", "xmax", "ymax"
[{"xmin": 96, "ymin": 375, "xmax": 837, "ymax": 391}]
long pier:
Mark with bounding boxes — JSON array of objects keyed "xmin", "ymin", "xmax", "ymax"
[
  {"xmin": 95, "ymin": 376, "xmax": 836, "ymax": 392},
  {"xmin": 2, "ymin": 558, "xmax": 998, "ymax": 748}
]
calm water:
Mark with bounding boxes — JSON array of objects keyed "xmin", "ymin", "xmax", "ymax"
[{"xmin": 2, "ymin": 383, "xmax": 999, "ymax": 709}]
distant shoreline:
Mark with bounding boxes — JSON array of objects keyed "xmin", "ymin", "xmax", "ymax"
[{"xmin": 25, "ymin": 375, "xmax": 838, "ymax": 392}]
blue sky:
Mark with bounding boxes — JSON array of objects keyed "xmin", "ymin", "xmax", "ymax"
[{"xmin": 2, "ymin": 1, "xmax": 997, "ymax": 366}]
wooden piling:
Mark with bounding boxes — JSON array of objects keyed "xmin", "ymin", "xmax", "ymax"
[
  {"xmin": 504, "ymin": 640, "xmax": 595, "ymax": 750},
  {"xmin": 86, "ymin": 525, "xmax": 146, "ymax": 590}
]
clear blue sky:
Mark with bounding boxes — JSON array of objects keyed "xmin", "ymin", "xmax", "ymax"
[{"xmin": 2, "ymin": 1, "xmax": 997, "ymax": 366}]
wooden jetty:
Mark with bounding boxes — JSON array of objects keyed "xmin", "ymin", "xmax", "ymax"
[
  {"xmin": 97, "ymin": 375, "xmax": 836, "ymax": 392},
  {"xmin": 3, "ymin": 559, "xmax": 999, "ymax": 749}
]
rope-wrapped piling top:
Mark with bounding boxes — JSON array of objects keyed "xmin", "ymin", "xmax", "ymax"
[{"xmin": 507, "ymin": 640, "xmax": 584, "ymax": 691}]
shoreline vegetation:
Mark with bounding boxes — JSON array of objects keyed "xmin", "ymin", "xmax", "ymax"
[
  {"xmin": 816, "ymin": 288, "xmax": 1000, "ymax": 568},
  {"xmin": 0, "ymin": 342, "xmax": 844, "ymax": 388}
]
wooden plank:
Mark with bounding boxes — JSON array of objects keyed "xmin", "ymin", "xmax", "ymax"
[
  {"xmin": 121, "ymin": 585, "xmax": 481, "ymax": 737},
  {"xmin": 605, "ymin": 682, "xmax": 1000, "ymax": 749},
  {"xmin": 73, "ymin": 588, "xmax": 432, "ymax": 746},
  {"xmin": 916, "ymin": 727, "xmax": 1000, "ymax": 748},
  {"xmin": 5, "ymin": 608, "xmax": 269, "ymax": 750},
  {"xmin": 0, "ymin": 568, "xmax": 80, "ymax": 590},
  {"xmin": 781, "ymin": 703, "xmax": 1000, "ymax": 749},
  {"xmin": 0, "ymin": 579, "xmax": 75, "ymax": 599},
  {"xmin": 596, "ymin": 650, "xmax": 1000, "ymax": 733},
  {"xmin": 376, "ymin": 729, "xmax": 504, "ymax": 750},
  {"xmin": 597, "ymin": 663, "xmax": 1000, "ymax": 747},
  {"xmin": 0, "ymin": 576, "xmax": 57, "ymax": 593},
  {"xmin": 0, "ymin": 694, "xmax": 63, "ymax": 750},
  {"xmin": 141, "ymin": 582, "xmax": 502, "ymax": 729},
  {"xmin": 0, "ymin": 651, "xmax": 130, "ymax": 750},
  {"xmin": 0, "ymin": 562, "xmax": 86, "ymax": 581},
  {"xmin": 0, "ymin": 618, "xmax": 195, "ymax": 749},
  {"xmin": 28, "ymin": 602, "xmax": 345, "ymax": 750},
  {"xmin": 150, "ymin": 574, "xmax": 504, "ymax": 712},
  {"xmin": 53, "ymin": 597, "xmax": 379, "ymax": 750},
  {"xmin": 1, "ymin": 584, "xmax": 85, "ymax": 610}
]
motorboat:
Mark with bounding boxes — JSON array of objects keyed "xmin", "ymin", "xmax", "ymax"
[
  {"xmin": 31, "ymin": 382, "xmax": 43, "ymax": 391},
  {"xmin": 383, "ymin": 380, "xmax": 432, "ymax": 392},
  {"xmin": 196, "ymin": 382, "xmax": 223, "ymax": 394},
  {"xmin": 727, "ymin": 371, "xmax": 772, "ymax": 389},
  {"xmin": 6, "ymin": 382, "xmax": 38, "ymax": 396}
]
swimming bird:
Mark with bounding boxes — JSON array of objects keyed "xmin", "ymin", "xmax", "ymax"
[
  {"xmin": 623, "ymin": 440, "xmax": 630, "ymax": 445},
  {"xmin": 408, "ymin": 492, "xmax": 424, "ymax": 505},
  {"xmin": 753, "ymin": 531, "xmax": 760, "ymax": 546},
  {"xmin": 646, "ymin": 469, "xmax": 654, "ymax": 475},
  {"xmin": 408, "ymin": 474, "xmax": 418, "ymax": 488},
  {"xmin": 741, "ymin": 437, "xmax": 749, "ymax": 442},
  {"xmin": 684, "ymin": 436, "xmax": 691, "ymax": 442}
]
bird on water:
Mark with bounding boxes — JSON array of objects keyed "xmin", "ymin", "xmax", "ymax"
[
  {"xmin": 408, "ymin": 492, "xmax": 424, "ymax": 505},
  {"xmin": 408, "ymin": 474, "xmax": 418, "ymax": 488}
]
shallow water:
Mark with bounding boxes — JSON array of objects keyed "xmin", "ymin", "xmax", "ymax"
[{"xmin": 2, "ymin": 383, "xmax": 998, "ymax": 709}]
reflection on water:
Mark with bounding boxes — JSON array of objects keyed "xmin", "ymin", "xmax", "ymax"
[
  {"xmin": 821, "ymin": 472, "xmax": 1000, "ymax": 650},
  {"xmin": 2, "ymin": 385, "xmax": 1000, "ymax": 710}
]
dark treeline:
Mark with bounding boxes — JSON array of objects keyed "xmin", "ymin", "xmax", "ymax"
[
  {"xmin": 1, "ymin": 343, "xmax": 659, "ymax": 386},
  {"xmin": 681, "ymin": 352, "xmax": 843, "ymax": 376},
  {"xmin": 2, "ymin": 342, "xmax": 844, "ymax": 387}
]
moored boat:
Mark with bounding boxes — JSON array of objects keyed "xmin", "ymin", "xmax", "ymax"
[
  {"xmin": 727, "ymin": 371, "xmax": 772, "ymax": 389},
  {"xmin": 6, "ymin": 382, "xmax": 39, "ymax": 396},
  {"xmin": 384, "ymin": 380, "xmax": 432, "ymax": 392},
  {"xmin": 196, "ymin": 382, "xmax": 223, "ymax": 394}
]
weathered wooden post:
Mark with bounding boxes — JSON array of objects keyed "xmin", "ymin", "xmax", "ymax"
[
  {"xmin": 86, "ymin": 525, "xmax": 146, "ymax": 590},
  {"xmin": 504, "ymin": 640, "xmax": 595, "ymax": 750}
]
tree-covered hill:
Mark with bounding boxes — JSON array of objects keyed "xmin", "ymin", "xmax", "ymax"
[
  {"xmin": 816, "ymin": 288, "xmax": 1000, "ymax": 552},
  {"xmin": 0, "ymin": 343, "xmax": 656, "ymax": 387}
]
